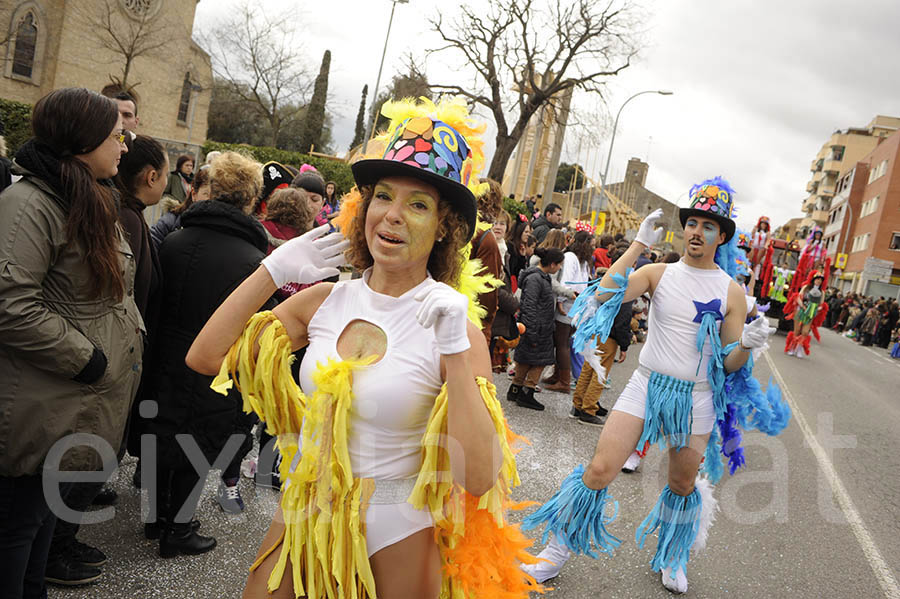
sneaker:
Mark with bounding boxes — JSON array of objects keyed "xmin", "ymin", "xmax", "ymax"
[
  {"xmin": 45, "ymin": 557, "xmax": 102, "ymax": 586},
  {"xmin": 578, "ymin": 412, "xmax": 605, "ymax": 426},
  {"xmin": 216, "ymin": 479, "xmax": 245, "ymax": 513},
  {"xmin": 69, "ymin": 540, "xmax": 107, "ymax": 567},
  {"xmin": 596, "ymin": 405, "xmax": 609, "ymax": 417},
  {"xmin": 520, "ymin": 535, "xmax": 572, "ymax": 583},
  {"xmin": 568, "ymin": 407, "xmax": 584, "ymax": 419},
  {"xmin": 661, "ymin": 566, "xmax": 688, "ymax": 593},
  {"xmin": 599, "ymin": 377, "xmax": 612, "ymax": 389},
  {"xmin": 622, "ymin": 451, "xmax": 642, "ymax": 473}
]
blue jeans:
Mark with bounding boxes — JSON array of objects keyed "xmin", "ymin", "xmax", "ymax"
[{"xmin": 0, "ymin": 475, "xmax": 69, "ymax": 599}]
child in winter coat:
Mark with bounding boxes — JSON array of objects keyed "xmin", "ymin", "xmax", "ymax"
[{"xmin": 508, "ymin": 247, "xmax": 565, "ymax": 411}]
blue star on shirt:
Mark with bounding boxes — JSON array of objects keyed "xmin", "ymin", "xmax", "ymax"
[{"xmin": 692, "ymin": 299, "xmax": 723, "ymax": 323}]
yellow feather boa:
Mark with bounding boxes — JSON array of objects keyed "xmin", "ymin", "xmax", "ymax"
[{"xmin": 212, "ymin": 312, "xmax": 542, "ymax": 598}]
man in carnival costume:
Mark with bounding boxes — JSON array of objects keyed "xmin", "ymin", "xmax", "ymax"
[
  {"xmin": 522, "ymin": 177, "xmax": 790, "ymax": 594},
  {"xmin": 186, "ymin": 97, "xmax": 544, "ymax": 599}
]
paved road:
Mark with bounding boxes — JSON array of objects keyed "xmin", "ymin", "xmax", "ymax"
[{"xmin": 53, "ymin": 319, "xmax": 900, "ymax": 598}]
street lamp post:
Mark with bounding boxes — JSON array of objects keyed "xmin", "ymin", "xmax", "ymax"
[
  {"xmin": 592, "ymin": 90, "xmax": 673, "ymax": 214},
  {"xmin": 361, "ymin": 0, "xmax": 409, "ymax": 155}
]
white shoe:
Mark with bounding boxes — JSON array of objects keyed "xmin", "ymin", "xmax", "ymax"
[
  {"xmin": 794, "ymin": 345, "xmax": 804, "ymax": 358},
  {"xmin": 622, "ymin": 451, "xmax": 642, "ymax": 473},
  {"xmin": 521, "ymin": 535, "xmax": 572, "ymax": 583},
  {"xmin": 661, "ymin": 566, "xmax": 688, "ymax": 594}
]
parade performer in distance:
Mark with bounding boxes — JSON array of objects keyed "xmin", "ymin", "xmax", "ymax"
[
  {"xmin": 187, "ymin": 97, "xmax": 540, "ymax": 599},
  {"xmin": 521, "ymin": 177, "xmax": 790, "ymax": 594},
  {"xmin": 784, "ymin": 270, "xmax": 826, "ymax": 357},
  {"xmin": 748, "ymin": 216, "xmax": 771, "ymax": 277},
  {"xmin": 799, "ymin": 226, "xmax": 827, "ymax": 271}
]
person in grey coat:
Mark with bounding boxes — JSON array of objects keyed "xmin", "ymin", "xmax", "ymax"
[{"xmin": 508, "ymin": 247, "xmax": 565, "ymax": 410}]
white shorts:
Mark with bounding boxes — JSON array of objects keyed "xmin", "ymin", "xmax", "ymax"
[{"xmin": 611, "ymin": 367, "xmax": 715, "ymax": 435}]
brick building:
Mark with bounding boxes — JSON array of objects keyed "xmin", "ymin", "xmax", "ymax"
[
  {"xmin": 824, "ymin": 130, "xmax": 900, "ymax": 297},
  {"xmin": 1, "ymin": 0, "xmax": 211, "ymax": 159}
]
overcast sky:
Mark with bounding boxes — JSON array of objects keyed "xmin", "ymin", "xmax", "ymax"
[{"xmin": 194, "ymin": 0, "xmax": 900, "ymax": 231}]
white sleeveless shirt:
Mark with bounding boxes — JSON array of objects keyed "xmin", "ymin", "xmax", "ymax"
[
  {"xmin": 298, "ymin": 271, "xmax": 443, "ymax": 480},
  {"xmin": 638, "ymin": 260, "xmax": 733, "ymax": 383}
]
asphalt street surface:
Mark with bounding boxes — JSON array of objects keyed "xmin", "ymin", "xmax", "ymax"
[{"xmin": 52, "ymin": 318, "xmax": 900, "ymax": 598}]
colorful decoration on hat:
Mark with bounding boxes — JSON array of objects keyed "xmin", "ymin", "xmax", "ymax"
[
  {"xmin": 755, "ymin": 216, "xmax": 770, "ymax": 230},
  {"xmin": 687, "ymin": 176, "xmax": 736, "ymax": 219},
  {"xmin": 380, "ymin": 97, "xmax": 487, "ymax": 196},
  {"xmin": 805, "ymin": 225, "xmax": 823, "ymax": 245}
]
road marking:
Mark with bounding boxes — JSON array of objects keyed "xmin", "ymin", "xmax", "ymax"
[
  {"xmin": 862, "ymin": 346, "xmax": 900, "ymax": 368},
  {"xmin": 763, "ymin": 351, "xmax": 900, "ymax": 599}
]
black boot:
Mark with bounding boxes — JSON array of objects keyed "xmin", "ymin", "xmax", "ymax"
[
  {"xmin": 515, "ymin": 386, "xmax": 545, "ymax": 411},
  {"xmin": 145, "ymin": 518, "xmax": 201, "ymax": 540},
  {"xmin": 159, "ymin": 522, "xmax": 216, "ymax": 558},
  {"xmin": 506, "ymin": 384, "xmax": 522, "ymax": 402}
]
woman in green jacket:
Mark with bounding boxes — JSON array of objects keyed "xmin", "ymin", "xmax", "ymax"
[{"xmin": 0, "ymin": 88, "xmax": 144, "ymax": 598}]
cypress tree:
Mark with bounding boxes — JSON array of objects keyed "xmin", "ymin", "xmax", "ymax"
[
  {"xmin": 299, "ymin": 50, "xmax": 330, "ymax": 153},
  {"xmin": 349, "ymin": 84, "xmax": 368, "ymax": 152}
]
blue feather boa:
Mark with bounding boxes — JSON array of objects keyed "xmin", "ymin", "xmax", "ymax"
[{"xmin": 569, "ymin": 269, "xmax": 632, "ymax": 355}]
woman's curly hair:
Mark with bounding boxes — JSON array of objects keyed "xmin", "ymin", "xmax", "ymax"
[
  {"xmin": 345, "ymin": 184, "xmax": 470, "ymax": 287},
  {"xmin": 208, "ymin": 151, "xmax": 262, "ymax": 211},
  {"xmin": 265, "ymin": 187, "xmax": 314, "ymax": 233}
]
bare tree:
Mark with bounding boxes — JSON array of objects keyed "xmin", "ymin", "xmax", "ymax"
[
  {"xmin": 199, "ymin": 3, "xmax": 311, "ymax": 147},
  {"xmin": 72, "ymin": 0, "xmax": 171, "ymax": 91},
  {"xmin": 421, "ymin": 0, "xmax": 640, "ymax": 181}
]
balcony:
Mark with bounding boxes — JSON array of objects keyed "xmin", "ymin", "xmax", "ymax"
[
  {"xmin": 812, "ymin": 170, "xmax": 825, "ymax": 183},
  {"xmin": 807, "ymin": 179, "xmax": 818, "ymax": 193},
  {"xmin": 819, "ymin": 185, "xmax": 835, "ymax": 197},
  {"xmin": 811, "ymin": 210, "xmax": 829, "ymax": 224},
  {"xmin": 823, "ymin": 159, "xmax": 841, "ymax": 174},
  {"xmin": 810, "ymin": 159, "xmax": 819, "ymax": 172}
]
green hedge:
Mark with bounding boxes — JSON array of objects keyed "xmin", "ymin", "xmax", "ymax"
[
  {"xmin": 202, "ymin": 140, "xmax": 355, "ymax": 194},
  {"xmin": 0, "ymin": 98, "xmax": 33, "ymax": 158},
  {"xmin": 503, "ymin": 196, "xmax": 529, "ymax": 219}
]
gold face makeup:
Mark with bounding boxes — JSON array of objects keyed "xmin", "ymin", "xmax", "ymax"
[{"xmin": 365, "ymin": 176, "xmax": 441, "ymax": 273}]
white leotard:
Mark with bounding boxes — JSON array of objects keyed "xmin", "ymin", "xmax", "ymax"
[
  {"xmin": 297, "ymin": 269, "xmax": 443, "ymax": 555},
  {"xmin": 299, "ymin": 270, "xmax": 443, "ymax": 478},
  {"xmin": 612, "ymin": 260, "xmax": 732, "ymax": 434},
  {"xmin": 638, "ymin": 260, "xmax": 733, "ymax": 383}
]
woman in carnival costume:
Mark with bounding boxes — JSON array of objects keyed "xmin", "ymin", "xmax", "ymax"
[
  {"xmin": 187, "ymin": 97, "xmax": 541, "ymax": 599},
  {"xmin": 521, "ymin": 177, "xmax": 791, "ymax": 594},
  {"xmin": 748, "ymin": 216, "xmax": 771, "ymax": 277},
  {"xmin": 784, "ymin": 270, "xmax": 826, "ymax": 357}
]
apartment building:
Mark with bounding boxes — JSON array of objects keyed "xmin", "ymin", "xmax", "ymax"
[
  {"xmin": 825, "ymin": 130, "xmax": 900, "ymax": 297},
  {"xmin": 802, "ymin": 115, "xmax": 900, "ymax": 230}
]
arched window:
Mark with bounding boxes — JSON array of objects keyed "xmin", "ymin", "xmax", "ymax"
[
  {"xmin": 12, "ymin": 12, "xmax": 37, "ymax": 78},
  {"xmin": 177, "ymin": 72, "xmax": 192, "ymax": 123}
]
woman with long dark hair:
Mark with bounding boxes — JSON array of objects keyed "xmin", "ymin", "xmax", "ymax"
[
  {"xmin": 163, "ymin": 154, "xmax": 194, "ymax": 203},
  {"xmin": 0, "ymin": 87, "xmax": 143, "ymax": 595},
  {"xmin": 114, "ymin": 134, "xmax": 168, "ymax": 491},
  {"xmin": 544, "ymin": 230, "xmax": 594, "ymax": 393},
  {"xmin": 505, "ymin": 213, "xmax": 532, "ymax": 284}
]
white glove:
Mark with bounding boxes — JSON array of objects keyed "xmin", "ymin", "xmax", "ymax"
[
  {"xmin": 261, "ymin": 223, "xmax": 349, "ymax": 287},
  {"xmin": 635, "ymin": 208, "xmax": 665, "ymax": 248},
  {"xmin": 414, "ymin": 281, "xmax": 471, "ymax": 355},
  {"xmin": 741, "ymin": 315, "xmax": 775, "ymax": 350}
]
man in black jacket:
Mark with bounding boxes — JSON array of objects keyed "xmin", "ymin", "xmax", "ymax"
[{"xmin": 531, "ymin": 202, "xmax": 563, "ymax": 243}]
